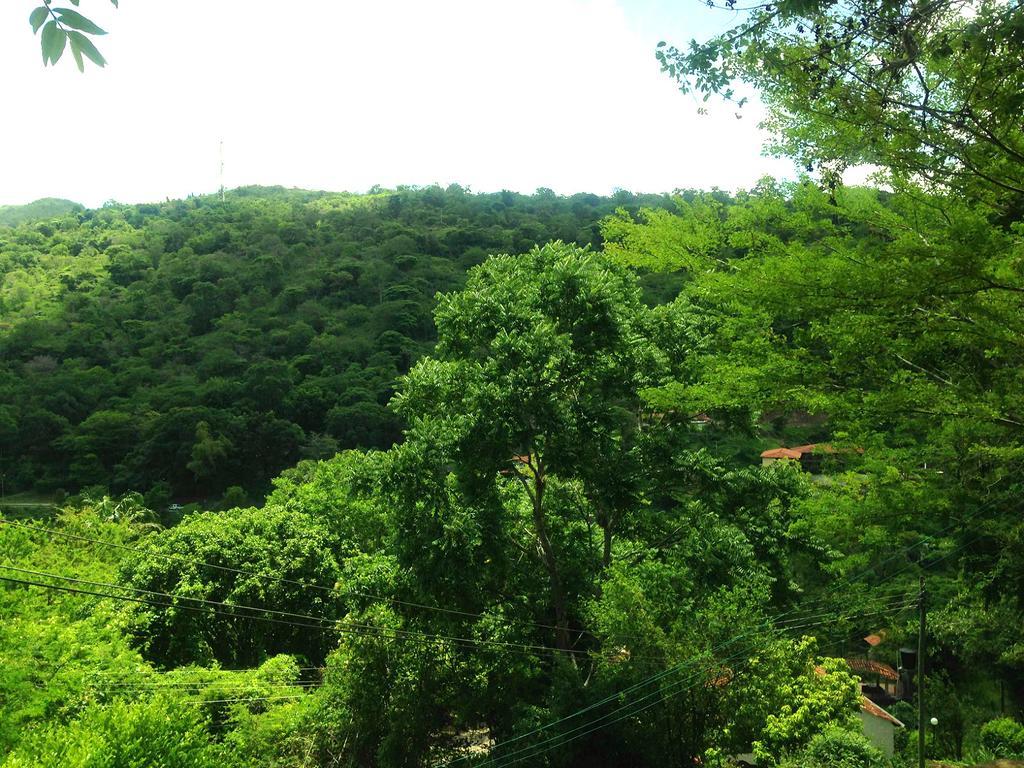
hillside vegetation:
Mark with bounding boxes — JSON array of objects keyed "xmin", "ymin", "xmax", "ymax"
[
  {"xmin": 0, "ymin": 198, "xmax": 83, "ymax": 228},
  {"xmin": 0, "ymin": 183, "xmax": 1020, "ymax": 768},
  {"xmin": 0, "ymin": 185, "xmax": 675, "ymax": 507},
  {"xmin": 2, "ymin": 0, "xmax": 1024, "ymax": 763}
]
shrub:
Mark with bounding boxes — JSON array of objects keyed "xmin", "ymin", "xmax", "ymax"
[
  {"xmin": 2, "ymin": 696, "xmax": 221, "ymax": 768},
  {"xmin": 800, "ymin": 726, "xmax": 886, "ymax": 768},
  {"xmin": 979, "ymin": 717, "xmax": 1024, "ymax": 759}
]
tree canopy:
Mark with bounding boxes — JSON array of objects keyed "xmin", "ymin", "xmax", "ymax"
[{"xmin": 657, "ymin": 0, "xmax": 1024, "ymax": 209}]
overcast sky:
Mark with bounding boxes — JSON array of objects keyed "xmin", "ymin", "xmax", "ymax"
[{"xmin": 0, "ymin": 0, "xmax": 798, "ymax": 207}]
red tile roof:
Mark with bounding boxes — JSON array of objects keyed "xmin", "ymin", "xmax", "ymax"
[
  {"xmin": 760, "ymin": 447, "xmax": 805, "ymax": 459},
  {"xmin": 761, "ymin": 443, "xmax": 864, "ymax": 460},
  {"xmin": 846, "ymin": 658, "xmax": 899, "ymax": 681},
  {"xmin": 860, "ymin": 696, "xmax": 905, "ymax": 727}
]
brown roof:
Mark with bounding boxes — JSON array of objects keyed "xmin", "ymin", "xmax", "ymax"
[
  {"xmin": 860, "ymin": 696, "xmax": 904, "ymax": 727},
  {"xmin": 761, "ymin": 443, "xmax": 864, "ymax": 460},
  {"xmin": 761, "ymin": 447, "xmax": 805, "ymax": 459},
  {"xmin": 846, "ymin": 658, "xmax": 899, "ymax": 681}
]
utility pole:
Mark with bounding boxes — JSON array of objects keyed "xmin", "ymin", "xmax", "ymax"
[{"xmin": 918, "ymin": 574, "xmax": 927, "ymax": 768}]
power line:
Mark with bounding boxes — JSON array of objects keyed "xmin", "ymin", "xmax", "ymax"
[
  {"xmin": 471, "ymin": 601, "xmax": 918, "ymax": 768},
  {"xmin": 0, "ymin": 518, "xmax": 613, "ymax": 644},
  {"xmin": 434, "ymin": 598, "xmax": 914, "ymax": 768},
  {"xmin": 479, "ymin": 589, "xmax": 936, "ymax": 768},
  {"xmin": 0, "ymin": 568, "xmax": 647, "ymax": 662},
  {"xmin": 440, "ymin": 498, "xmax": 1021, "ymax": 767},
  {"xmin": 196, "ymin": 695, "xmax": 303, "ymax": 705},
  {"xmin": 474, "ymin": 513, "xmax": 1019, "ymax": 768},
  {"xmin": 89, "ymin": 666, "xmax": 324, "ymax": 675},
  {"xmin": 3, "ymin": 468, "xmax": 1013, "ymax": 765},
  {"xmin": 95, "ymin": 684, "xmax": 323, "ymax": 696}
]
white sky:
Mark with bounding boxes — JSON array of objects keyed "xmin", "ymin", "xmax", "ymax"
[{"xmin": 0, "ymin": 0, "xmax": 797, "ymax": 207}]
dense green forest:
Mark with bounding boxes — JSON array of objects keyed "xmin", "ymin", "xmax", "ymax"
[
  {"xmin": 2, "ymin": 0, "xmax": 1024, "ymax": 766},
  {"xmin": 0, "ymin": 186, "xmax": 678, "ymax": 508}
]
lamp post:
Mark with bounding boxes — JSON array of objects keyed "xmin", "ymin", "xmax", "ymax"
[{"xmin": 918, "ymin": 575, "xmax": 927, "ymax": 768}]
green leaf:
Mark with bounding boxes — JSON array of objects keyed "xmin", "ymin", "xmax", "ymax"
[
  {"xmin": 67, "ymin": 30, "xmax": 106, "ymax": 67},
  {"xmin": 53, "ymin": 8, "xmax": 107, "ymax": 35},
  {"xmin": 40, "ymin": 21, "xmax": 66, "ymax": 66},
  {"xmin": 29, "ymin": 6, "xmax": 49, "ymax": 34},
  {"xmin": 110, "ymin": 0, "xmax": 119, "ymax": 7},
  {"xmin": 69, "ymin": 34, "xmax": 86, "ymax": 72}
]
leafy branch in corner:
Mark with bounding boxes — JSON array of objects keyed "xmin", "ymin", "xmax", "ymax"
[{"xmin": 30, "ymin": 0, "xmax": 118, "ymax": 72}]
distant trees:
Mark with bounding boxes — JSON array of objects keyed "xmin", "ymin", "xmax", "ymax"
[{"xmin": 0, "ymin": 186, "xmax": 675, "ymax": 503}]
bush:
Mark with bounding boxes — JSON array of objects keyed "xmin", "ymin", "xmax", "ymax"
[
  {"xmin": 220, "ymin": 485, "xmax": 248, "ymax": 509},
  {"xmin": 796, "ymin": 727, "xmax": 886, "ymax": 768},
  {"xmin": 118, "ymin": 504, "xmax": 343, "ymax": 667},
  {"xmin": 2, "ymin": 696, "xmax": 221, "ymax": 768},
  {"xmin": 979, "ymin": 717, "xmax": 1024, "ymax": 759}
]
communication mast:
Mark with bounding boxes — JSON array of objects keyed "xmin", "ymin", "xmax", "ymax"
[{"xmin": 219, "ymin": 139, "xmax": 225, "ymax": 202}]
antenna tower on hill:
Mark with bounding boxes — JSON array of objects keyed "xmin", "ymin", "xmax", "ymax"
[{"xmin": 219, "ymin": 139, "xmax": 225, "ymax": 202}]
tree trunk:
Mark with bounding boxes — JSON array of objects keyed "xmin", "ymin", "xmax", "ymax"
[
  {"xmin": 531, "ymin": 470, "xmax": 571, "ymax": 652},
  {"xmin": 602, "ymin": 519, "xmax": 614, "ymax": 571}
]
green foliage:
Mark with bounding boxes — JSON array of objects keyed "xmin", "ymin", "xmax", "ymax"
[
  {"xmin": 3, "ymin": 0, "xmax": 1019, "ymax": 760},
  {"xmin": 0, "ymin": 186, "xmax": 672, "ymax": 504},
  {"xmin": 29, "ymin": 2, "xmax": 115, "ymax": 72},
  {"xmin": 117, "ymin": 504, "xmax": 345, "ymax": 667},
  {"xmin": 781, "ymin": 726, "xmax": 886, "ymax": 768},
  {"xmin": 979, "ymin": 717, "xmax": 1024, "ymax": 759},
  {"xmin": 0, "ymin": 198, "xmax": 83, "ymax": 227},
  {"xmin": 750, "ymin": 653, "xmax": 862, "ymax": 764},
  {"xmin": 657, "ymin": 0, "xmax": 1024, "ymax": 208},
  {"xmin": 602, "ymin": 182, "xmax": 1024, "ymax": 690},
  {"xmin": 2, "ymin": 696, "xmax": 220, "ymax": 768},
  {"xmin": 0, "ymin": 506, "xmax": 154, "ymax": 753}
]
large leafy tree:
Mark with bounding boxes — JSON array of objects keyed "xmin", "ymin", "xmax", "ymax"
[
  {"xmin": 118, "ymin": 503, "xmax": 345, "ymax": 667},
  {"xmin": 657, "ymin": 0, "xmax": 1024, "ymax": 209},
  {"xmin": 603, "ymin": 178, "xmax": 1024, "ymax": 711},
  {"xmin": 645, "ymin": 0, "xmax": 1024, "ymax": 719},
  {"xmin": 388, "ymin": 241, "xmax": 662, "ymax": 652}
]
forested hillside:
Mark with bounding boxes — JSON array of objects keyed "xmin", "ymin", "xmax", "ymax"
[
  {"xmin": 2, "ymin": 0, "xmax": 1024, "ymax": 765},
  {"xmin": 0, "ymin": 198, "xmax": 82, "ymax": 228},
  {"xmin": 0, "ymin": 185, "xmax": 675, "ymax": 507}
]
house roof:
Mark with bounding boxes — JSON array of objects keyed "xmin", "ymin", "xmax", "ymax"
[
  {"xmin": 860, "ymin": 696, "xmax": 905, "ymax": 727},
  {"xmin": 760, "ymin": 443, "xmax": 834, "ymax": 459},
  {"xmin": 760, "ymin": 443, "xmax": 864, "ymax": 460},
  {"xmin": 760, "ymin": 447, "xmax": 805, "ymax": 459},
  {"xmin": 846, "ymin": 658, "xmax": 899, "ymax": 681}
]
